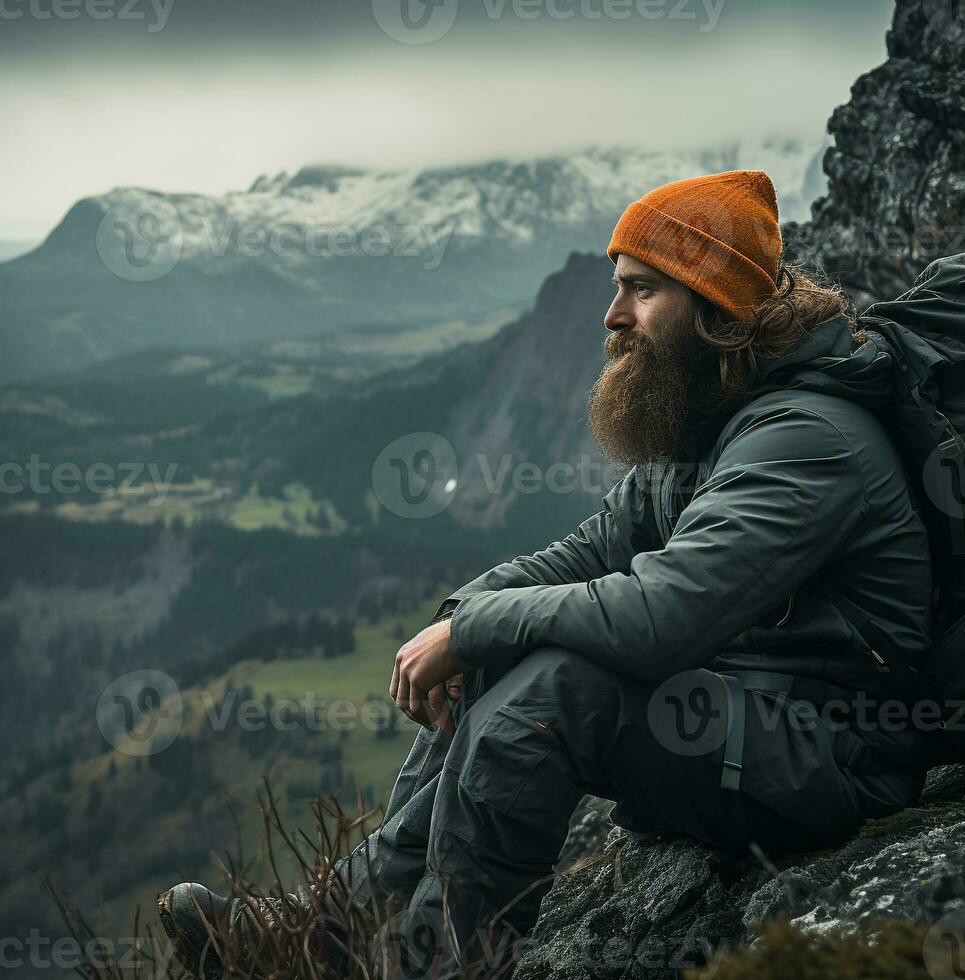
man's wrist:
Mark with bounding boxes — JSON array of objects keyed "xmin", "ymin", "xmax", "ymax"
[
  {"xmin": 447, "ymin": 592, "xmax": 508, "ymax": 670},
  {"xmin": 429, "ymin": 596, "xmax": 461, "ymax": 626}
]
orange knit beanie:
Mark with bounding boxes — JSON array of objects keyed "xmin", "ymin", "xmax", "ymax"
[{"xmin": 607, "ymin": 169, "xmax": 783, "ymax": 323}]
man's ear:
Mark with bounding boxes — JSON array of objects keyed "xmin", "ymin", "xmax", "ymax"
[{"xmin": 691, "ymin": 291, "xmax": 721, "ymax": 331}]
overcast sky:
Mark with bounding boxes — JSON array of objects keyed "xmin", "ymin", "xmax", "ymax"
[{"xmin": 2, "ymin": 0, "xmax": 895, "ymax": 239}]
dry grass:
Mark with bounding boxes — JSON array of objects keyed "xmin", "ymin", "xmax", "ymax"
[{"xmin": 46, "ymin": 779, "xmax": 530, "ymax": 979}]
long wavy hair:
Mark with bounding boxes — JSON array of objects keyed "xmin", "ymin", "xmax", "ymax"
[{"xmin": 691, "ymin": 260, "xmax": 858, "ymax": 399}]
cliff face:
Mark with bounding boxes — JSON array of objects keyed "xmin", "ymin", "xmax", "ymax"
[
  {"xmin": 515, "ymin": 1, "xmax": 965, "ymax": 975},
  {"xmin": 783, "ymin": 0, "xmax": 965, "ymax": 308}
]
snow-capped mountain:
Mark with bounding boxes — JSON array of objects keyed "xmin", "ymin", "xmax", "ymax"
[
  {"xmin": 241, "ymin": 138, "xmax": 824, "ymax": 242},
  {"xmin": 0, "ymin": 138, "xmax": 826, "ymax": 384}
]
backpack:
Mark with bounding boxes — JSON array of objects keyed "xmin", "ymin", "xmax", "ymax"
[{"xmin": 839, "ymin": 252, "xmax": 965, "ymax": 758}]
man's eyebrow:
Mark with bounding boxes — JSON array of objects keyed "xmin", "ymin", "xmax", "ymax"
[{"xmin": 611, "ymin": 273, "xmax": 660, "ymax": 285}]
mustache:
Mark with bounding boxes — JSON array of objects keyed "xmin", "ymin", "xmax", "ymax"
[{"xmin": 603, "ymin": 331, "xmax": 651, "ymax": 360}]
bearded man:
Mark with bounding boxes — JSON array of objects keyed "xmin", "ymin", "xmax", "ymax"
[{"xmin": 160, "ymin": 170, "xmax": 935, "ymax": 977}]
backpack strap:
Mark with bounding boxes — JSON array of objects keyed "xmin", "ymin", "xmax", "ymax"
[
  {"xmin": 927, "ymin": 406, "xmax": 965, "ymax": 556},
  {"xmin": 719, "ymin": 672, "xmax": 746, "ymax": 792}
]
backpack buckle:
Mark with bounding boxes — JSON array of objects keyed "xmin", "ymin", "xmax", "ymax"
[
  {"xmin": 939, "ymin": 434, "xmax": 965, "ymax": 460},
  {"xmin": 937, "ymin": 414, "xmax": 965, "ymax": 460}
]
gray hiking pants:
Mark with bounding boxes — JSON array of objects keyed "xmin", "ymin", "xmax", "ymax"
[{"xmin": 332, "ymin": 645, "xmax": 926, "ymax": 976}]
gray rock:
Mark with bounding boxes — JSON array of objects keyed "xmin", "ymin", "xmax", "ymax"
[
  {"xmin": 515, "ymin": 769, "xmax": 965, "ymax": 978},
  {"xmin": 782, "ymin": 0, "xmax": 965, "ymax": 308}
]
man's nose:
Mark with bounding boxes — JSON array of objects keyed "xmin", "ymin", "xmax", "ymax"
[{"xmin": 604, "ymin": 297, "xmax": 635, "ymax": 332}]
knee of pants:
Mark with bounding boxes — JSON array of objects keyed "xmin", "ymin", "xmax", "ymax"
[
  {"xmin": 499, "ymin": 645, "xmax": 617, "ymax": 704},
  {"xmin": 446, "ymin": 647, "xmax": 617, "ymax": 812}
]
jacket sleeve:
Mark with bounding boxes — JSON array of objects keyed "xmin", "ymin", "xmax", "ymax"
[
  {"xmin": 428, "ymin": 464, "xmax": 661, "ymax": 626},
  {"xmin": 448, "ymin": 408, "xmax": 871, "ymax": 681}
]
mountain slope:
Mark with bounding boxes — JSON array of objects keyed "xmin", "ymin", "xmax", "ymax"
[
  {"xmin": 0, "ymin": 253, "xmax": 617, "ymax": 540},
  {"xmin": 0, "ymin": 139, "xmax": 823, "ymax": 384}
]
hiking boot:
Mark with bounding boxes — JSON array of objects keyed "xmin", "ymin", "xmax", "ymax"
[{"xmin": 157, "ymin": 880, "xmax": 350, "ymax": 978}]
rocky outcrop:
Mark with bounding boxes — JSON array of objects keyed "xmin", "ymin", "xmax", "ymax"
[
  {"xmin": 515, "ymin": 768, "xmax": 965, "ymax": 979},
  {"xmin": 783, "ymin": 0, "xmax": 965, "ymax": 308}
]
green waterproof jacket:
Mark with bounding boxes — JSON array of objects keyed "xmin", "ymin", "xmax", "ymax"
[{"xmin": 433, "ymin": 313, "xmax": 933, "ymax": 708}]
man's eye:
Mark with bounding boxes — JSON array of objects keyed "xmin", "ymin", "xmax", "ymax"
[{"xmin": 635, "ymin": 285, "xmax": 653, "ymax": 297}]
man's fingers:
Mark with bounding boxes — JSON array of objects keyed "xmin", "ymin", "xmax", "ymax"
[
  {"xmin": 428, "ymin": 683, "xmax": 455, "ymax": 736},
  {"xmin": 428, "ymin": 682, "xmax": 445, "ymax": 718},
  {"xmin": 396, "ymin": 672, "xmax": 411, "ymax": 716},
  {"xmin": 410, "ymin": 683, "xmax": 428, "ymax": 722},
  {"xmin": 391, "ymin": 653, "xmax": 431, "ymax": 727},
  {"xmin": 389, "ymin": 653, "xmax": 401, "ymax": 701},
  {"xmin": 436, "ymin": 700, "xmax": 455, "ymax": 737},
  {"xmin": 408, "ymin": 686, "xmax": 434, "ymax": 729}
]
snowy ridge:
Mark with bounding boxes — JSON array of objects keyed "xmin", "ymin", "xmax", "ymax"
[
  {"xmin": 0, "ymin": 136, "xmax": 828, "ymax": 384},
  {"xmin": 137, "ymin": 137, "xmax": 826, "ymax": 259}
]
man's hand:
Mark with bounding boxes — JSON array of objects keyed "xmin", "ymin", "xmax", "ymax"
[{"xmin": 389, "ymin": 619, "xmax": 467, "ymax": 736}]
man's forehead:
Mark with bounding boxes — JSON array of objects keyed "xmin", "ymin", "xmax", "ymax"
[{"xmin": 612, "ymin": 255, "xmax": 666, "ymax": 280}]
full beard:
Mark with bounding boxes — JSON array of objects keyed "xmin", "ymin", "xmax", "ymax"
[{"xmin": 588, "ymin": 311, "xmax": 726, "ymax": 467}]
